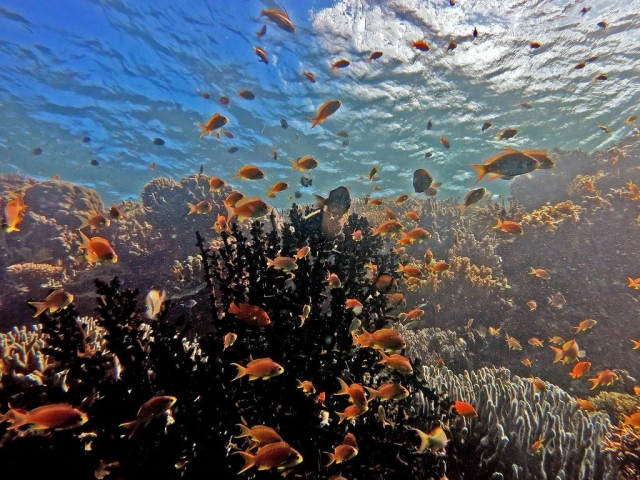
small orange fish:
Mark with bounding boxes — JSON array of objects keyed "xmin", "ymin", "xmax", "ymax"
[
  {"xmin": 527, "ymin": 300, "xmax": 537, "ymax": 311},
  {"xmin": 622, "ymin": 413, "xmax": 640, "ymax": 428},
  {"xmin": 378, "ymin": 351, "xmax": 413, "ymax": 375},
  {"xmin": 266, "ymin": 181, "xmax": 289, "ymax": 198},
  {"xmin": 368, "ymin": 166, "xmax": 379, "ymax": 182},
  {"xmin": 294, "ymin": 246, "xmax": 310, "ymax": 260},
  {"xmin": 235, "ymin": 441, "xmax": 302, "ymax": 474},
  {"xmin": 233, "ymin": 165, "xmax": 265, "ymax": 180},
  {"xmin": 368, "ymin": 51, "xmax": 383, "ymax": 61},
  {"xmin": 297, "ymin": 380, "xmax": 316, "ymax": 395},
  {"xmin": 439, "ymin": 136, "xmax": 450, "ymax": 149},
  {"xmin": 336, "ymin": 378, "xmax": 368, "ymax": 408},
  {"xmin": 197, "ymin": 113, "xmax": 228, "ymax": 138},
  {"xmin": 2, "ymin": 194, "xmax": 27, "ymax": 233},
  {"xmin": 569, "ymin": 361, "xmax": 591, "ymax": 379},
  {"xmin": 365, "ymin": 383, "xmax": 409, "ymax": 402},
  {"xmin": 267, "ymin": 256, "xmax": 297, "ymax": 272},
  {"xmin": 231, "ymin": 358, "xmax": 284, "ymax": 381},
  {"xmin": 633, "ymin": 386, "xmax": 640, "ymax": 395},
  {"xmin": 238, "ymin": 89, "xmax": 256, "ymax": 100},
  {"xmin": 223, "ymin": 332, "xmax": 237, "ymax": 350},
  {"xmin": 549, "ymin": 336, "xmax": 564, "ymax": 345},
  {"xmin": 235, "ymin": 424, "xmax": 282, "ymax": 447},
  {"xmin": 324, "ymin": 434, "xmax": 359, "ymax": 466},
  {"xmin": 149, "ymin": 162, "xmax": 156, "ymax": 170},
  {"xmin": 27, "ymin": 288, "xmax": 74, "ymax": 318},
  {"xmin": 489, "ymin": 326, "xmax": 501, "ymax": 336},
  {"xmin": 528, "ymin": 337, "xmax": 544, "ymax": 347},
  {"xmin": 408, "ymin": 425, "xmax": 448, "ymax": 453},
  {"xmin": 119, "ymin": 396, "xmax": 176, "ymax": 439},
  {"xmin": 208, "ymin": 176, "xmax": 226, "ymax": 192},
  {"xmin": 345, "ymin": 298, "xmax": 364, "ymax": 315},
  {"xmin": 394, "ymin": 194, "xmax": 409, "ymax": 204},
  {"xmin": 628, "ymin": 278, "xmax": 640, "ymax": 290},
  {"xmin": 254, "ymin": 46, "xmax": 269, "ymax": 64},
  {"xmin": 218, "ymin": 95, "xmax": 230, "ymax": 105},
  {"xmin": 573, "ymin": 319, "xmax": 597, "ymax": 333},
  {"xmin": 327, "ymin": 272, "xmax": 342, "ymax": 288},
  {"xmin": 588, "ymin": 369, "xmax": 618, "ymax": 390},
  {"xmin": 302, "ymin": 70, "xmax": 316, "ymax": 82},
  {"xmin": 530, "ymin": 41, "xmax": 541, "ymax": 49},
  {"xmin": 77, "ymin": 213, "xmax": 111, "ymax": 231},
  {"xmin": 399, "ymin": 308, "xmax": 424, "ymax": 323},
  {"xmin": 412, "ymin": 40, "xmax": 430, "ymax": 51},
  {"xmin": 550, "ymin": 339, "xmax": 585, "ymax": 364},
  {"xmin": 352, "ymin": 229, "xmax": 363, "ymax": 242},
  {"xmin": 212, "ymin": 214, "xmax": 230, "ymax": 233},
  {"xmin": 227, "ymin": 197, "xmax": 271, "ymax": 222},
  {"xmin": 404, "ymin": 211, "xmax": 420, "ymax": 222},
  {"xmin": 521, "ymin": 358, "xmax": 532, "ymax": 367},
  {"xmin": 631, "ymin": 339, "xmax": 640, "ymax": 349},
  {"xmin": 256, "ymin": 25, "xmax": 267, "ymax": 38},
  {"xmin": 79, "ymin": 231, "xmax": 118, "ymax": 264},
  {"xmin": 528, "ymin": 267, "xmax": 550, "ymax": 279},
  {"xmin": 260, "ymin": 8, "xmax": 295, "ymax": 34},
  {"xmin": 307, "ymin": 99, "xmax": 342, "ymax": 128},
  {"xmin": 2, "ymin": 403, "xmax": 88, "ymax": 431},
  {"xmin": 331, "ymin": 59, "xmax": 350, "ymax": 69},
  {"xmin": 506, "ymin": 334, "xmax": 523, "ymax": 350},
  {"xmin": 335, "ymin": 403, "xmax": 368, "ymax": 424},
  {"xmin": 187, "ymin": 200, "xmax": 212, "ymax": 215},
  {"xmin": 229, "ymin": 302, "xmax": 271, "ymax": 327},
  {"xmin": 575, "ymin": 398, "xmax": 596, "ymax": 412},
  {"xmin": 371, "ymin": 219, "xmax": 404, "ymax": 236},
  {"xmin": 493, "ymin": 219, "xmax": 523, "ymax": 235},
  {"xmin": 353, "ymin": 328, "xmax": 406, "ymax": 352},
  {"xmin": 290, "ymin": 155, "xmax": 319, "ymax": 171},
  {"xmin": 452, "ymin": 401, "xmax": 477, "ymax": 418},
  {"xmin": 430, "ymin": 260, "xmax": 450, "ymax": 273},
  {"xmin": 531, "ymin": 436, "xmax": 545, "ymax": 453},
  {"xmin": 548, "ymin": 292, "xmax": 567, "ymax": 308},
  {"xmin": 532, "ymin": 377, "xmax": 547, "ymax": 392}
]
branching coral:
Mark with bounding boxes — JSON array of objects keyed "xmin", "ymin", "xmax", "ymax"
[{"xmin": 0, "ymin": 324, "xmax": 56, "ymax": 387}]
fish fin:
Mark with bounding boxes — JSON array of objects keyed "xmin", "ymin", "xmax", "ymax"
[
  {"xmin": 364, "ymin": 386, "xmax": 378, "ymax": 400},
  {"xmin": 234, "ymin": 450, "xmax": 256, "ymax": 474},
  {"xmin": 550, "ymin": 346, "xmax": 564, "ymax": 363},
  {"xmin": 225, "ymin": 204, "xmax": 236, "ymax": 222},
  {"xmin": 186, "ymin": 203, "xmax": 197, "ymax": 215},
  {"xmin": 27, "ymin": 301, "xmax": 49, "ymax": 318},
  {"xmin": 396, "ymin": 263, "xmax": 405, "ymax": 273},
  {"xmin": 470, "ymin": 164, "xmax": 488, "ymax": 185},
  {"xmin": 235, "ymin": 424, "xmax": 252, "ymax": 438},
  {"xmin": 455, "ymin": 204, "xmax": 467, "ymax": 213},
  {"xmin": 119, "ymin": 420, "xmax": 141, "ymax": 439},
  {"xmin": 336, "ymin": 378, "xmax": 350, "ymax": 396},
  {"xmin": 492, "ymin": 218, "xmax": 503, "ymax": 230},
  {"xmin": 231, "ymin": 363, "xmax": 246, "ymax": 381},
  {"xmin": 197, "ymin": 123, "xmax": 209, "ymax": 139},
  {"xmin": 229, "ymin": 302, "xmax": 240, "ymax": 314},
  {"xmin": 78, "ymin": 230, "xmax": 91, "ymax": 249},
  {"xmin": 290, "ymin": 160, "xmax": 300, "ymax": 170},
  {"xmin": 588, "ymin": 378, "xmax": 599, "ymax": 390},
  {"xmin": 578, "ymin": 350, "xmax": 586, "ymax": 358},
  {"xmin": 324, "ymin": 452, "xmax": 336, "ymax": 467},
  {"xmin": 75, "ymin": 215, "xmax": 89, "ymax": 230},
  {"xmin": 306, "ymin": 116, "xmax": 320, "ymax": 128}
]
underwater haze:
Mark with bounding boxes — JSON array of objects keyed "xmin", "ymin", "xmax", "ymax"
[{"xmin": 1, "ymin": 0, "xmax": 639, "ymax": 205}]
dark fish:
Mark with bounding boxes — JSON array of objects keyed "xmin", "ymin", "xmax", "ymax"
[
  {"xmin": 32, "ymin": 147, "xmax": 42, "ymax": 155},
  {"xmin": 325, "ymin": 186, "xmax": 351, "ymax": 216},
  {"xmin": 90, "ymin": 159, "xmax": 100, "ymax": 166},
  {"xmin": 424, "ymin": 151, "xmax": 433, "ymax": 158},
  {"xmin": 199, "ymin": 165, "xmax": 204, "ymax": 175},
  {"xmin": 82, "ymin": 136, "xmax": 91, "ymax": 143},
  {"xmin": 219, "ymin": 96, "xmax": 230, "ymax": 105},
  {"xmin": 427, "ymin": 120, "xmax": 433, "ymax": 130},
  {"xmin": 374, "ymin": 274, "xmax": 397, "ymax": 293},
  {"xmin": 201, "ymin": 91, "xmax": 210, "ymax": 99},
  {"xmin": 273, "ymin": 149, "xmax": 278, "ymax": 161},
  {"xmin": 530, "ymin": 42, "xmax": 541, "ymax": 49},
  {"xmin": 280, "ymin": 119, "xmax": 288, "ymax": 129},
  {"xmin": 336, "ymin": 130, "xmax": 349, "ymax": 137},
  {"xmin": 228, "ymin": 147, "xmax": 239, "ymax": 154},
  {"xmin": 257, "ymin": 25, "xmax": 267, "ymax": 38},
  {"xmin": 342, "ymin": 140, "xmax": 349, "ymax": 147},
  {"xmin": 294, "ymin": 191, "xmax": 302, "ymax": 199},
  {"xmin": 300, "ymin": 176, "xmax": 313, "ymax": 187},
  {"xmin": 413, "ymin": 169, "xmax": 433, "ymax": 193},
  {"xmin": 238, "ymin": 90, "xmax": 255, "ymax": 100},
  {"xmin": 586, "ymin": 56, "xmax": 599, "ymax": 63},
  {"xmin": 497, "ymin": 128, "xmax": 518, "ymax": 140},
  {"xmin": 580, "ymin": 7, "xmax": 591, "ymax": 15},
  {"xmin": 446, "ymin": 41, "xmax": 457, "ymax": 51},
  {"xmin": 152, "ymin": 138, "xmax": 165, "ymax": 146},
  {"xmin": 457, "ymin": 187, "xmax": 486, "ymax": 212},
  {"xmin": 473, "ymin": 27, "xmax": 478, "ymax": 38},
  {"xmin": 482, "ymin": 122, "xmax": 493, "ymax": 132}
]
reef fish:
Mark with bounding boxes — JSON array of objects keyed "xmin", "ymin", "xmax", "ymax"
[
  {"xmin": 412, "ymin": 40, "xmax": 430, "ymax": 51},
  {"xmin": 336, "ymin": 378, "xmax": 368, "ymax": 408},
  {"xmin": 413, "ymin": 169, "xmax": 433, "ymax": 193},
  {"xmin": 493, "ymin": 219, "xmax": 523, "ymax": 235},
  {"xmin": 365, "ymin": 383, "xmax": 409, "ymax": 402},
  {"xmin": 302, "ymin": 70, "xmax": 316, "ymax": 82},
  {"xmin": 290, "ymin": 156, "xmax": 319, "ymax": 171},
  {"xmin": 231, "ymin": 358, "xmax": 284, "ymax": 381},
  {"xmin": 79, "ymin": 231, "xmax": 118, "ymax": 263},
  {"xmin": 457, "ymin": 187, "xmax": 485, "ymax": 212},
  {"xmin": 550, "ymin": 339, "xmax": 585, "ymax": 364},
  {"xmin": 3, "ymin": 194, "xmax": 27, "ymax": 233},
  {"xmin": 235, "ymin": 442, "xmax": 302, "ymax": 474},
  {"xmin": 588, "ymin": 369, "xmax": 618, "ymax": 390},
  {"xmin": 497, "ymin": 128, "xmax": 518, "ymax": 140},
  {"xmin": 229, "ymin": 302, "xmax": 271, "ymax": 327},
  {"xmin": 353, "ymin": 328, "xmax": 406, "ymax": 352},
  {"xmin": 233, "ymin": 165, "xmax": 265, "ymax": 180},
  {"xmin": 119, "ymin": 396, "xmax": 177, "ymax": 439},
  {"xmin": 145, "ymin": 289, "xmax": 166, "ymax": 320},
  {"xmin": 325, "ymin": 433, "xmax": 359, "ymax": 465},
  {"xmin": 471, "ymin": 151, "xmax": 539, "ymax": 184},
  {"xmin": 267, "ymin": 256, "xmax": 297, "ymax": 272},
  {"xmin": 528, "ymin": 267, "xmax": 550, "ymax": 279},
  {"xmin": 77, "ymin": 213, "xmax": 110, "ymax": 231},
  {"xmin": 187, "ymin": 200, "xmax": 212, "ymax": 215},
  {"xmin": 28, "ymin": 288, "xmax": 74, "ymax": 318},
  {"xmin": 260, "ymin": 8, "xmax": 295, "ymax": 34},
  {"xmin": 235, "ymin": 424, "xmax": 283, "ymax": 447},
  {"xmin": 254, "ymin": 46, "xmax": 269, "ymax": 64},
  {"xmin": 266, "ymin": 181, "xmax": 289, "ymax": 198},
  {"xmin": 452, "ymin": 401, "xmax": 478, "ymax": 418},
  {"xmin": 408, "ymin": 425, "xmax": 448, "ymax": 453},
  {"xmin": 1, "ymin": 403, "xmax": 88, "ymax": 431},
  {"xmin": 569, "ymin": 361, "xmax": 592, "ymax": 379},
  {"xmin": 238, "ymin": 89, "xmax": 256, "ymax": 100},
  {"xmin": 198, "ymin": 113, "xmax": 228, "ymax": 138},
  {"xmin": 228, "ymin": 196, "xmax": 271, "ymax": 221},
  {"xmin": 308, "ymin": 100, "xmax": 342, "ymax": 128},
  {"xmin": 209, "ymin": 177, "xmax": 226, "ymax": 192},
  {"xmin": 331, "ymin": 59, "xmax": 350, "ymax": 69},
  {"xmin": 378, "ymin": 352, "xmax": 413, "ymax": 375},
  {"xmin": 573, "ymin": 319, "xmax": 597, "ymax": 333}
]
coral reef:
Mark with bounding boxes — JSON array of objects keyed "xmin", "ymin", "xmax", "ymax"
[
  {"xmin": 0, "ymin": 324, "xmax": 56, "ymax": 387},
  {"xmin": 419, "ymin": 365, "xmax": 617, "ymax": 480}
]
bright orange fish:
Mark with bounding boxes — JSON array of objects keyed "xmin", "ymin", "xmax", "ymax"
[
  {"xmin": 2, "ymin": 403, "xmax": 88, "ymax": 431},
  {"xmin": 28, "ymin": 288, "xmax": 74, "ymax": 318},
  {"xmin": 231, "ymin": 358, "xmax": 284, "ymax": 381},
  {"xmin": 569, "ymin": 361, "xmax": 591, "ymax": 379},
  {"xmin": 119, "ymin": 396, "xmax": 177, "ymax": 439},
  {"xmin": 198, "ymin": 113, "xmax": 228, "ymax": 138},
  {"xmin": 79, "ymin": 231, "xmax": 118, "ymax": 264},
  {"xmin": 494, "ymin": 219, "xmax": 523, "ymax": 234},
  {"xmin": 235, "ymin": 441, "xmax": 302, "ymax": 474},
  {"xmin": 3, "ymin": 194, "xmax": 27, "ymax": 233},
  {"xmin": 452, "ymin": 401, "xmax": 477, "ymax": 418},
  {"xmin": 307, "ymin": 100, "xmax": 342, "ymax": 128},
  {"xmin": 588, "ymin": 369, "xmax": 618, "ymax": 390}
]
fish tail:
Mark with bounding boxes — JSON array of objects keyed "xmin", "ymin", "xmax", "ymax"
[
  {"xmin": 550, "ymin": 346, "xmax": 564, "ymax": 363},
  {"xmin": 455, "ymin": 204, "xmax": 467, "ymax": 213},
  {"xmin": 324, "ymin": 452, "xmax": 336, "ymax": 466},
  {"xmin": 27, "ymin": 301, "xmax": 49, "ymax": 318},
  {"xmin": 186, "ymin": 203, "xmax": 198, "ymax": 215},
  {"xmin": 78, "ymin": 229, "xmax": 91, "ymax": 249},
  {"xmin": 234, "ymin": 450, "xmax": 256, "ymax": 474},
  {"xmin": 528, "ymin": 267, "xmax": 536, "ymax": 275},
  {"xmin": 119, "ymin": 420, "xmax": 141, "ymax": 439},
  {"xmin": 378, "ymin": 351, "xmax": 390, "ymax": 364},
  {"xmin": 588, "ymin": 378, "xmax": 599, "ymax": 390},
  {"xmin": 569, "ymin": 371, "xmax": 578, "ymax": 379},
  {"xmin": 470, "ymin": 164, "xmax": 488, "ymax": 185},
  {"xmin": 75, "ymin": 215, "xmax": 89, "ymax": 230},
  {"xmin": 231, "ymin": 363, "xmax": 246, "ymax": 381},
  {"xmin": 492, "ymin": 218, "xmax": 503, "ymax": 230},
  {"xmin": 290, "ymin": 160, "xmax": 300, "ymax": 170},
  {"xmin": 306, "ymin": 116, "xmax": 320, "ymax": 128},
  {"xmin": 396, "ymin": 263, "xmax": 405, "ymax": 273},
  {"xmin": 5, "ymin": 410, "xmax": 29, "ymax": 430},
  {"xmin": 235, "ymin": 423, "xmax": 252, "ymax": 438},
  {"xmin": 225, "ymin": 204, "xmax": 236, "ymax": 222},
  {"xmin": 267, "ymin": 258, "xmax": 275, "ymax": 268},
  {"xmin": 336, "ymin": 377, "xmax": 350, "ymax": 396},
  {"xmin": 197, "ymin": 123, "xmax": 209, "ymax": 139},
  {"xmin": 578, "ymin": 350, "xmax": 586, "ymax": 358},
  {"xmin": 628, "ymin": 278, "xmax": 637, "ymax": 288},
  {"xmin": 365, "ymin": 386, "xmax": 379, "ymax": 400},
  {"xmin": 229, "ymin": 302, "xmax": 240, "ymax": 314}
]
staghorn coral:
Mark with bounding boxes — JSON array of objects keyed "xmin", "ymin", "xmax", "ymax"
[
  {"xmin": 603, "ymin": 423, "xmax": 640, "ymax": 480},
  {"xmin": 0, "ymin": 324, "xmax": 56, "ymax": 387},
  {"xmin": 400, "ymin": 325, "xmax": 474, "ymax": 371},
  {"xmin": 591, "ymin": 391, "xmax": 640, "ymax": 424},
  {"xmin": 417, "ymin": 365, "xmax": 617, "ymax": 480},
  {"xmin": 6, "ymin": 262, "xmax": 68, "ymax": 290}
]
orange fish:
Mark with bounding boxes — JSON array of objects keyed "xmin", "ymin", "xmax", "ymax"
[
  {"xmin": 352, "ymin": 229, "xmax": 363, "ymax": 241},
  {"xmin": 198, "ymin": 113, "xmax": 228, "ymax": 138},
  {"xmin": 3, "ymin": 194, "xmax": 27, "ymax": 233},
  {"xmin": 227, "ymin": 196, "xmax": 270, "ymax": 222},
  {"xmin": 256, "ymin": 25, "xmax": 267, "ymax": 39},
  {"xmin": 28, "ymin": 288, "xmax": 74, "ymax": 318},
  {"xmin": 412, "ymin": 40, "xmax": 430, "ymax": 51},
  {"xmin": 224, "ymin": 191, "xmax": 245, "ymax": 208},
  {"xmin": 229, "ymin": 302, "xmax": 271, "ymax": 327},
  {"xmin": 223, "ymin": 332, "xmax": 237, "ymax": 351},
  {"xmin": 408, "ymin": 425, "xmax": 448, "ymax": 453},
  {"xmin": 235, "ymin": 424, "xmax": 282, "ymax": 447},
  {"xmin": 528, "ymin": 267, "xmax": 550, "ymax": 279},
  {"xmin": 439, "ymin": 136, "xmax": 450, "ymax": 149},
  {"xmin": 290, "ymin": 155, "xmax": 319, "ymax": 171},
  {"xmin": 238, "ymin": 89, "xmax": 255, "ymax": 100},
  {"xmin": 213, "ymin": 214, "xmax": 230, "ymax": 233},
  {"xmin": 622, "ymin": 413, "xmax": 640, "ymax": 428},
  {"xmin": 493, "ymin": 219, "xmax": 523, "ymax": 235},
  {"xmin": 260, "ymin": 8, "xmax": 295, "ymax": 34},
  {"xmin": 575, "ymin": 398, "xmax": 597, "ymax": 412},
  {"xmin": 628, "ymin": 278, "xmax": 640, "ymax": 289},
  {"xmin": 208, "ymin": 176, "xmax": 226, "ymax": 192},
  {"xmin": 365, "ymin": 383, "xmax": 409, "ymax": 402},
  {"xmin": 297, "ymin": 380, "xmax": 316, "ymax": 395},
  {"xmin": 397, "ymin": 263, "xmax": 424, "ymax": 278},
  {"xmin": 569, "ymin": 361, "xmax": 591, "ymax": 379},
  {"xmin": 471, "ymin": 150, "xmax": 538, "ymax": 184},
  {"xmin": 119, "ymin": 395, "xmax": 176, "ymax": 439},
  {"xmin": 368, "ymin": 51, "xmax": 383, "ymax": 61},
  {"xmin": 378, "ymin": 351, "xmax": 413, "ymax": 375},
  {"xmin": 506, "ymin": 334, "xmax": 523, "ymax": 350},
  {"xmin": 399, "ymin": 309, "xmax": 424, "ymax": 323},
  {"xmin": 353, "ymin": 328, "xmax": 406, "ymax": 352},
  {"xmin": 394, "ymin": 194, "xmax": 409, "ymax": 204},
  {"xmin": 573, "ymin": 319, "xmax": 597, "ymax": 333},
  {"xmin": 254, "ymin": 46, "xmax": 269, "ymax": 64},
  {"xmin": 336, "ymin": 378, "xmax": 368, "ymax": 408},
  {"xmin": 405, "ymin": 211, "xmax": 420, "ymax": 222},
  {"xmin": 345, "ymin": 298, "xmax": 363, "ymax": 315},
  {"xmin": 187, "ymin": 200, "xmax": 212, "ymax": 215},
  {"xmin": 327, "ymin": 272, "xmax": 342, "ymax": 288},
  {"xmin": 452, "ymin": 400, "xmax": 477, "ymax": 418},
  {"xmin": 371, "ymin": 219, "xmax": 404, "ymax": 236},
  {"xmin": 631, "ymin": 339, "xmax": 640, "ymax": 349},
  {"xmin": 528, "ymin": 337, "xmax": 544, "ymax": 347},
  {"xmin": 532, "ymin": 377, "xmax": 547, "ymax": 392},
  {"xmin": 267, "ymin": 256, "xmax": 297, "ymax": 272},
  {"xmin": 527, "ymin": 300, "xmax": 537, "ymax": 311},
  {"xmin": 76, "ymin": 213, "xmax": 110, "ymax": 231},
  {"xmin": 266, "ymin": 181, "xmax": 289, "ymax": 198},
  {"xmin": 335, "ymin": 403, "xmax": 368, "ymax": 424},
  {"xmin": 235, "ymin": 441, "xmax": 303, "ymax": 474},
  {"xmin": 521, "ymin": 358, "xmax": 532, "ymax": 368},
  {"xmin": 307, "ymin": 100, "xmax": 342, "ymax": 128},
  {"xmin": 430, "ymin": 260, "xmax": 450, "ymax": 273},
  {"xmin": 79, "ymin": 231, "xmax": 118, "ymax": 264},
  {"xmin": 550, "ymin": 339, "xmax": 585, "ymax": 364},
  {"xmin": 233, "ymin": 165, "xmax": 265, "ymax": 180},
  {"xmin": 588, "ymin": 369, "xmax": 618, "ymax": 390},
  {"xmin": 634, "ymin": 386, "xmax": 640, "ymax": 395},
  {"xmin": 294, "ymin": 246, "xmax": 310, "ymax": 259},
  {"xmin": 325, "ymin": 433, "xmax": 359, "ymax": 465},
  {"xmin": 1, "ymin": 403, "xmax": 88, "ymax": 431},
  {"xmin": 231, "ymin": 358, "xmax": 284, "ymax": 381},
  {"xmin": 331, "ymin": 59, "xmax": 350, "ymax": 69},
  {"xmin": 302, "ymin": 70, "xmax": 316, "ymax": 82}
]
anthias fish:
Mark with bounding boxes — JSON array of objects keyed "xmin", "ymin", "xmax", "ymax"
[
  {"xmin": 28, "ymin": 288, "xmax": 74, "ymax": 318},
  {"xmin": 120, "ymin": 396, "xmax": 177, "ymax": 439},
  {"xmin": 308, "ymin": 100, "xmax": 342, "ymax": 128},
  {"xmin": 1, "ymin": 403, "xmax": 88, "ymax": 431}
]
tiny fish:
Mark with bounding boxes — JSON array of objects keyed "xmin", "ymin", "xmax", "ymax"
[
  {"xmin": 528, "ymin": 267, "xmax": 550, "ymax": 279},
  {"xmin": 32, "ymin": 147, "xmax": 42, "ymax": 155},
  {"xmin": 228, "ymin": 146, "xmax": 239, "ymax": 154},
  {"xmin": 336, "ymin": 130, "xmax": 349, "ymax": 137},
  {"xmin": 219, "ymin": 96, "xmax": 230, "ymax": 105},
  {"xmin": 233, "ymin": 165, "xmax": 265, "ymax": 180},
  {"xmin": 497, "ymin": 128, "xmax": 518, "ymax": 140},
  {"xmin": 307, "ymin": 99, "xmax": 342, "ymax": 128},
  {"xmin": 412, "ymin": 40, "xmax": 430, "ymax": 51},
  {"xmin": 569, "ymin": 361, "xmax": 591, "ymax": 379},
  {"xmin": 82, "ymin": 136, "xmax": 91, "ymax": 143},
  {"xmin": 119, "ymin": 396, "xmax": 177, "ymax": 439},
  {"xmin": 272, "ymin": 149, "xmax": 278, "ymax": 161},
  {"xmin": 238, "ymin": 89, "xmax": 255, "ymax": 100},
  {"xmin": 439, "ymin": 136, "xmax": 450, "ymax": 149},
  {"xmin": 573, "ymin": 319, "xmax": 597, "ymax": 333},
  {"xmin": 280, "ymin": 118, "xmax": 288, "ymax": 129},
  {"xmin": 300, "ymin": 176, "xmax": 313, "ymax": 187},
  {"xmin": 187, "ymin": 200, "xmax": 212, "ymax": 215},
  {"xmin": 290, "ymin": 155, "xmax": 318, "ymax": 171},
  {"xmin": 302, "ymin": 70, "xmax": 316, "ymax": 82},
  {"xmin": 626, "ymin": 115, "xmax": 637, "ymax": 124},
  {"xmin": 597, "ymin": 21, "xmax": 608, "ymax": 29},
  {"xmin": 482, "ymin": 122, "xmax": 492, "ymax": 132},
  {"xmin": 530, "ymin": 42, "xmax": 541, "ymax": 49},
  {"xmin": 28, "ymin": 288, "xmax": 74, "ymax": 318},
  {"xmin": 254, "ymin": 46, "xmax": 269, "ymax": 64},
  {"xmin": 145, "ymin": 289, "xmax": 166, "ymax": 320},
  {"xmin": 594, "ymin": 73, "xmax": 607, "ymax": 81},
  {"xmin": 427, "ymin": 120, "xmax": 433, "ymax": 130},
  {"xmin": 368, "ymin": 51, "xmax": 383, "ymax": 61},
  {"xmin": 152, "ymin": 137, "xmax": 165, "ymax": 146},
  {"xmin": 446, "ymin": 41, "xmax": 457, "ymax": 51},
  {"xmin": 473, "ymin": 27, "xmax": 478, "ymax": 38},
  {"xmin": 90, "ymin": 159, "xmax": 100, "ymax": 166},
  {"xmin": 256, "ymin": 25, "xmax": 267, "ymax": 38},
  {"xmin": 331, "ymin": 59, "xmax": 350, "ymax": 69}
]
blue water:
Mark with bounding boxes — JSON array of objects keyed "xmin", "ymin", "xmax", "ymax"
[{"xmin": 1, "ymin": 0, "xmax": 639, "ymax": 207}]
